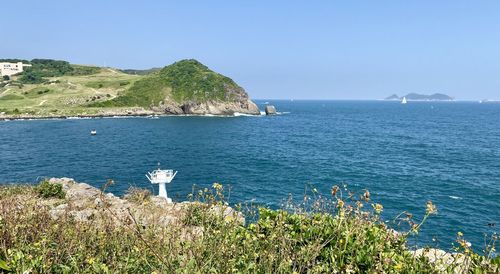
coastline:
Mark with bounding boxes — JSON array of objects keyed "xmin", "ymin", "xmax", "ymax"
[{"xmin": 0, "ymin": 111, "xmax": 265, "ymax": 121}]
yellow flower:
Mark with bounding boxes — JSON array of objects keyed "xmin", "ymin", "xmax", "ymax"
[
  {"xmin": 212, "ymin": 183, "xmax": 223, "ymax": 191},
  {"xmin": 372, "ymin": 203, "xmax": 383, "ymax": 214},
  {"xmin": 337, "ymin": 199, "xmax": 344, "ymax": 208},
  {"xmin": 426, "ymin": 201, "xmax": 437, "ymax": 215},
  {"xmin": 394, "ymin": 262, "xmax": 403, "ymax": 271}
]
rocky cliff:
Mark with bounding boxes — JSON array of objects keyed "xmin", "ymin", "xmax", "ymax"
[
  {"xmin": 39, "ymin": 178, "xmax": 243, "ymax": 228},
  {"xmin": 93, "ymin": 59, "xmax": 260, "ymax": 115}
]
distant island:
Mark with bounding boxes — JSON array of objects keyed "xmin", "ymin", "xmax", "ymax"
[
  {"xmin": 0, "ymin": 59, "xmax": 260, "ymax": 119},
  {"xmin": 385, "ymin": 93, "xmax": 454, "ymax": 101}
]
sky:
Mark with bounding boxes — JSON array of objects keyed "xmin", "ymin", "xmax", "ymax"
[{"xmin": 2, "ymin": 1, "xmax": 499, "ymax": 100}]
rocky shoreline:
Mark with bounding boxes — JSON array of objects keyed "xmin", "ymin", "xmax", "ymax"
[{"xmin": 0, "ymin": 104, "xmax": 263, "ymax": 121}]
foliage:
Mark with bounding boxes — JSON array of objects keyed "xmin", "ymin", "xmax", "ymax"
[
  {"xmin": 0, "ymin": 184, "xmax": 34, "ymax": 197},
  {"xmin": 85, "ymin": 80, "xmax": 129, "ymax": 89},
  {"xmin": 0, "ymin": 183, "xmax": 497, "ymax": 273},
  {"xmin": 70, "ymin": 65, "xmax": 101, "ymax": 76},
  {"xmin": 124, "ymin": 186, "xmax": 152, "ymax": 204},
  {"xmin": 91, "ymin": 59, "xmax": 241, "ymax": 107},
  {"xmin": 0, "ymin": 59, "xmax": 30, "ymax": 63},
  {"xmin": 17, "ymin": 59, "xmax": 100, "ymax": 84},
  {"xmin": 35, "ymin": 180, "xmax": 65, "ymax": 199},
  {"xmin": 119, "ymin": 68, "xmax": 161, "ymax": 75}
]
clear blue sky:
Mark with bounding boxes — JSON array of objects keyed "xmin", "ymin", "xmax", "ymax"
[{"xmin": 2, "ymin": 1, "xmax": 499, "ymax": 100}]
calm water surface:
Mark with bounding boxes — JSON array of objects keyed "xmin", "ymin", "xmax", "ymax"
[{"xmin": 1, "ymin": 100, "xmax": 499, "ymax": 250}]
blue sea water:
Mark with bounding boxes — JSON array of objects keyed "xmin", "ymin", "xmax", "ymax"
[{"xmin": 1, "ymin": 100, "xmax": 499, "ymax": 250}]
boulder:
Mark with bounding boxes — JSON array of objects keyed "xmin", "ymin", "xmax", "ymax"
[
  {"xmin": 265, "ymin": 105, "xmax": 277, "ymax": 115},
  {"xmin": 411, "ymin": 248, "xmax": 470, "ymax": 273},
  {"xmin": 42, "ymin": 177, "xmax": 244, "ymax": 229}
]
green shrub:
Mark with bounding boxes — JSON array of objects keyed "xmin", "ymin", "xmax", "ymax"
[
  {"xmin": 124, "ymin": 186, "xmax": 151, "ymax": 204},
  {"xmin": 90, "ymin": 59, "xmax": 242, "ymax": 108},
  {"xmin": 18, "ymin": 59, "xmax": 100, "ymax": 84},
  {"xmin": 37, "ymin": 89, "xmax": 50, "ymax": 95},
  {"xmin": 35, "ymin": 180, "xmax": 65, "ymax": 199}
]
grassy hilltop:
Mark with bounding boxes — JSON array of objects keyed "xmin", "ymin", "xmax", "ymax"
[
  {"xmin": 92, "ymin": 59, "xmax": 246, "ymax": 107},
  {"xmin": 0, "ymin": 59, "xmax": 258, "ymax": 117}
]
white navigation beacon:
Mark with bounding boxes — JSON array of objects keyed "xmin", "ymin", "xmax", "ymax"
[{"xmin": 145, "ymin": 164, "xmax": 177, "ymax": 203}]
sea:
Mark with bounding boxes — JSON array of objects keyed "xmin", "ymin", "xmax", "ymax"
[{"xmin": 1, "ymin": 100, "xmax": 499, "ymax": 251}]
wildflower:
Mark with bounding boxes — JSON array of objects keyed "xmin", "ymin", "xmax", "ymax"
[
  {"xmin": 458, "ymin": 231, "xmax": 463, "ymax": 237},
  {"xmin": 212, "ymin": 182, "xmax": 223, "ymax": 192},
  {"xmin": 337, "ymin": 199, "xmax": 344, "ymax": 208},
  {"xmin": 331, "ymin": 185, "xmax": 339, "ymax": 196},
  {"xmin": 426, "ymin": 201, "xmax": 437, "ymax": 215},
  {"xmin": 458, "ymin": 239, "xmax": 471, "ymax": 249},
  {"xmin": 355, "ymin": 201, "xmax": 363, "ymax": 209},
  {"xmin": 372, "ymin": 203, "xmax": 383, "ymax": 214},
  {"xmin": 312, "ymin": 188, "xmax": 318, "ymax": 193}
]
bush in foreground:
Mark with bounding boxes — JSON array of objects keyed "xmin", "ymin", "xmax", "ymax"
[
  {"xmin": 35, "ymin": 180, "xmax": 65, "ymax": 199},
  {"xmin": 0, "ymin": 182, "xmax": 497, "ymax": 273}
]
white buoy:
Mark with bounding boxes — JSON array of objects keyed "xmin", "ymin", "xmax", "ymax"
[{"xmin": 145, "ymin": 165, "xmax": 177, "ymax": 203}]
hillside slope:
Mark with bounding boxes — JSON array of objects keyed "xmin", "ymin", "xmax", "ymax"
[
  {"xmin": 0, "ymin": 59, "xmax": 260, "ymax": 118},
  {"xmin": 92, "ymin": 59, "xmax": 260, "ymax": 115}
]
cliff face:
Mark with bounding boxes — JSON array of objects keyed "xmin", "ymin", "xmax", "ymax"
[
  {"xmin": 155, "ymin": 99, "xmax": 260, "ymax": 115},
  {"xmin": 96, "ymin": 59, "xmax": 261, "ymax": 115}
]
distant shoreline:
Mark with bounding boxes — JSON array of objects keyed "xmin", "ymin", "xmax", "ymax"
[{"xmin": 0, "ymin": 112, "xmax": 265, "ymax": 121}]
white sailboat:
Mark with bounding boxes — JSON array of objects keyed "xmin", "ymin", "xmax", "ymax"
[{"xmin": 401, "ymin": 97, "xmax": 407, "ymax": 104}]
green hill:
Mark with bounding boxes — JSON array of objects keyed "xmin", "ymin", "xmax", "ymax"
[
  {"xmin": 0, "ymin": 59, "xmax": 260, "ymax": 118},
  {"xmin": 92, "ymin": 59, "xmax": 248, "ymax": 107}
]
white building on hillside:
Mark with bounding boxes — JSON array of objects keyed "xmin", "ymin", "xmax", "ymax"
[{"xmin": 0, "ymin": 62, "xmax": 32, "ymax": 77}]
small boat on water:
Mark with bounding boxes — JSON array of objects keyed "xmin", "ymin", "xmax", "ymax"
[
  {"xmin": 90, "ymin": 130, "xmax": 97, "ymax": 135},
  {"xmin": 401, "ymin": 97, "xmax": 407, "ymax": 104}
]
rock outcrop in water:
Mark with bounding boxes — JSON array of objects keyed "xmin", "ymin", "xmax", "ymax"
[{"xmin": 265, "ymin": 105, "xmax": 277, "ymax": 115}]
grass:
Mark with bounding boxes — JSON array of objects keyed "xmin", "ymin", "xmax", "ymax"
[
  {"xmin": 0, "ymin": 59, "xmax": 247, "ymax": 116},
  {"xmin": 90, "ymin": 59, "xmax": 242, "ymax": 108},
  {"xmin": 0, "ymin": 182, "xmax": 497, "ymax": 273},
  {"xmin": 0, "ymin": 68, "xmax": 141, "ymax": 116}
]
